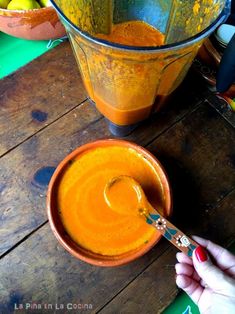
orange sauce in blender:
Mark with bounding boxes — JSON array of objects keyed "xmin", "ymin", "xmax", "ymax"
[
  {"xmin": 96, "ymin": 21, "xmax": 165, "ymax": 47},
  {"xmin": 91, "ymin": 21, "xmax": 165, "ymax": 125},
  {"xmin": 61, "ymin": 3, "xmax": 205, "ymax": 126}
]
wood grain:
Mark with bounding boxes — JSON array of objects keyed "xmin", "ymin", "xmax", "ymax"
[
  {"xmin": 147, "ymin": 103, "xmax": 235, "ymax": 218},
  {"xmin": 0, "ymin": 73, "xmax": 206, "ymax": 256},
  {"xmin": 99, "ymin": 190, "xmax": 235, "ymax": 314},
  {"xmin": 1, "ymin": 101, "xmax": 234, "ymax": 314},
  {"xmin": 0, "ymin": 42, "xmax": 87, "ymax": 156},
  {"xmin": 0, "ymin": 222, "xmax": 170, "ymax": 314},
  {"xmin": 99, "ymin": 102, "xmax": 235, "ymax": 312},
  {"xmin": 0, "ymin": 188, "xmax": 234, "ymax": 314},
  {"xmin": 206, "ymin": 93, "xmax": 235, "ymax": 129},
  {"xmin": 0, "ymin": 100, "xmax": 102, "ymax": 256},
  {"xmin": 1, "ymin": 38, "xmax": 235, "ymax": 314},
  {"xmin": 99, "ymin": 247, "xmax": 178, "ymax": 314}
]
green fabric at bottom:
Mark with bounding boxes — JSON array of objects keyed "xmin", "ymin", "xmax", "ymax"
[
  {"xmin": 163, "ymin": 292, "xmax": 200, "ymax": 314},
  {"xmin": 0, "ymin": 32, "xmax": 65, "ymax": 79}
]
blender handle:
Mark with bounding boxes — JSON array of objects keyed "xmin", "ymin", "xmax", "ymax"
[{"xmin": 216, "ymin": 33, "xmax": 235, "ymax": 92}]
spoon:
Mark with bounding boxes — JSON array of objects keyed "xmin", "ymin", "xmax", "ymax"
[{"xmin": 104, "ymin": 175, "xmax": 198, "ymax": 257}]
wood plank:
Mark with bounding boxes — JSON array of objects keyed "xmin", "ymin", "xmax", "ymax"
[
  {"xmin": 147, "ymin": 103, "xmax": 235, "ymax": 215},
  {"xmin": 99, "ymin": 247, "xmax": 178, "ymax": 314},
  {"xmin": 0, "ymin": 100, "xmax": 102, "ymax": 256},
  {"xmin": 205, "ymin": 93, "xmax": 235, "ymax": 129},
  {"xmin": 1, "ymin": 184, "xmax": 234, "ymax": 314},
  {"xmin": 1, "ymin": 81, "xmax": 235, "ymax": 312},
  {"xmin": 0, "ymin": 75, "xmax": 205, "ymax": 257},
  {"xmin": 0, "ymin": 42, "xmax": 87, "ymax": 156},
  {"xmin": 0, "ymin": 222, "xmax": 170, "ymax": 314},
  {"xmin": 99, "ymin": 190, "xmax": 235, "ymax": 314},
  {"xmin": 98, "ymin": 102, "xmax": 235, "ymax": 312}
]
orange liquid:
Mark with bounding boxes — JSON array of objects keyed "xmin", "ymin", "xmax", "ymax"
[
  {"xmin": 92, "ymin": 21, "xmax": 165, "ymax": 125},
  {"xmin": 70, "ymin": 16, "xmax": 202, "ymax": 126},
  {"xmin": 96, "ymin": 21, "xmax": 165, "ymax": 47},
  {"xmin": 106, "ymin": 176, "xmax": 151, "ymax": 218},
  {"xmin": 93, "ymin": 92, "xmax": 153, "ymax": 125},
  {"xmin": 58, "ymin": 146, "xmax": 165, "ymax": 256}
]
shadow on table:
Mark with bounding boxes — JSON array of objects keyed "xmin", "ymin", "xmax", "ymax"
[{"xmin": 154, "ymin": 155, "xmax": 202, "ymax": 235}]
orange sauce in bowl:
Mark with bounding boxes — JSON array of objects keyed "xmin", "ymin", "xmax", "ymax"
[{"xmin": 57, "ymin": 145, "xmax": 166, "ymax": 256}]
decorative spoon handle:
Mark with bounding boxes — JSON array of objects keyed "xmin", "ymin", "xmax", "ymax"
[{"xmin": 144, "ymin": 207, "xmax": 198, "ymax": 257}]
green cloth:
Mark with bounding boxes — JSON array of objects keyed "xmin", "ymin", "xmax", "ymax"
[
  {"xmin": 0, "ymin": 32, "xmax": 65, "ymax": 79},
  {"xmin": 163, "ymin": 292, "xmax": 200, "ymax": 314}
]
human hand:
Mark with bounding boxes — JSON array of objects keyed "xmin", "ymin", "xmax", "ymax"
[{"xmin": 175, "ymin": 236, "xmax": 235, "ymax": 314}]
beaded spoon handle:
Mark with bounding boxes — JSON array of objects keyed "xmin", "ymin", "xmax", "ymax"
[
  {"xmin": 105, "ymin": 175, "xmax": 198, "ymax": 257},
  {"xmin": 139, "ymin": 206, "xmax": 198, "ymax": 257}
]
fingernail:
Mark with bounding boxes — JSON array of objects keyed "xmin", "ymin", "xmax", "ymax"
[{"xmin": 195, "ymin": 246, "xmax": 208, "ymax": 262}]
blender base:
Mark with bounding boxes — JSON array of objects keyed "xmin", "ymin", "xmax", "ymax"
[{"xmin": 107, "ymin": 120, "xmax": 139, "ymax": 137}]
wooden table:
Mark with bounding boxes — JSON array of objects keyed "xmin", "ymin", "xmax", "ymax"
[{"xmin": 0, "ymin": 42, "xmax": 235, "ymax": 314}]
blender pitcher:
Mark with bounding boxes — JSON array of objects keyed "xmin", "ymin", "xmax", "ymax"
[{"xmin": 51, "ymin": 0, "xmax": 231, "ymax": 136}]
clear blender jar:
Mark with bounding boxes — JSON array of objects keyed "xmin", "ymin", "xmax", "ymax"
[{"xmin": 51, "ymin": 0, "xmax": 231, "ymax": 136}]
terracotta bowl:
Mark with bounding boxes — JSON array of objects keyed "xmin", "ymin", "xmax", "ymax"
[
  {"xmin": 0, "ymin": 6, "xmax": 66, "ymax": 40},
  {"xmin": 47, "ymin": 139, "xmax": 172, "ymax": 267}
]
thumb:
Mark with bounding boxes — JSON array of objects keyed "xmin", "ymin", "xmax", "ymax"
[{"xmin": 193, "ymin": 246, "xmax": 233, "ymax": 292}]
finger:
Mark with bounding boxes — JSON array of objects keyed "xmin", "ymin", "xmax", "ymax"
[
  {"xmin": 192, "ymin": 246, "xmax": 235, "ymax": 293},
  {"xmin": 176, "ymin": 274, "xmax": 203, "ymax": 305},
  {"xmin": 192, "ymin": 236, "xmax": 235, "ymax": 274},
  {"xmin": 175, "ymin": 263, "xmax": 194, "ymax": 276},
  {"xmin": 200, "ymin": 279, "xmax": 208, "ymax": 288},
  {"xmin": 175, "ymin": 262, "xmax": 201, "ymax": 282},
  {"xmin": 176, "ymin": 252, "xmax": 193, "ymax": 265}
]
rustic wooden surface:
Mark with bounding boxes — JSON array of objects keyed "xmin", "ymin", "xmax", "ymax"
[{"xmin": 0, "ymin": 41, "xmax": 235, "ymax": 314}]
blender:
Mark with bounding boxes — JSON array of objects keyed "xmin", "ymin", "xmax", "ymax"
[{"xmin": 51, "ymin": 0, "xmax": 231, "ymax": 136}]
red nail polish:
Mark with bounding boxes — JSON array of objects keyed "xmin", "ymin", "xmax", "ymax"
[{"xmin": 195, "ymin": 246, "xmax": 208, "ymax": 262}]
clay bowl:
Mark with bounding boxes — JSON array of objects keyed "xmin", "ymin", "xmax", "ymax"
[
  {"xmin": 47, "ymin": 139, "xmax": 172, "ymax": 267},
  {"xmin": 0, "ymin": 6, "xmax": 66, "ymax": 40}
]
